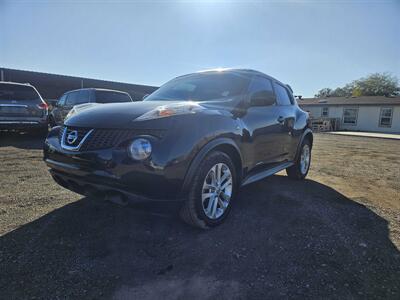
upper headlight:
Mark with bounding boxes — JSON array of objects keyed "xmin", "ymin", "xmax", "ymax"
[
  {"xmin": 135, "ymin": 102, "xmax": 204, "ymax": 121},
  {"xmin": 128, "ymin": 138, "xmax": 152, "ymax": 160}
]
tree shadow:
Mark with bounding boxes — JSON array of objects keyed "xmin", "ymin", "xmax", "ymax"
[
  {"xmin": 1, "ymin": 175, "xmax": 399, "ymax": 299},
  {"xmin": 0, "ymin": 131, "xmax": 45, "ymax": 150}
]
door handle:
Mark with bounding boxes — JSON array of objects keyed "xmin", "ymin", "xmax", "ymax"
[{"xmin": 277, "ymin": 116, "xmax": 285, "ymax": 124}]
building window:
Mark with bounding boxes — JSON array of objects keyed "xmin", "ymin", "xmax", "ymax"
[
  {"xmin": 343, "ymin": 108, "xmax": 358, "ymax": 125},
  {"xmin": 322, "ymin": 107, "xmax": 329, "ymax": 117},
  {"xmin": 379, "ymin": 107, "xmax": 393, "ymax": 127}
]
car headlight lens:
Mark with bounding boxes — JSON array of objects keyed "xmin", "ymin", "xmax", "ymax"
[
  {"xmin": 128, "ymin": 138, "xmax": 152, "ymax": 160},
  {"xmin": 135, "ymin": 102, "xmax": 204, "ymax": 121}
]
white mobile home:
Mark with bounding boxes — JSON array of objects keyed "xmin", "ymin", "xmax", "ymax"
[{"xmin": 298, "ymin": 96, "xmax": 400, "ymax": 133}]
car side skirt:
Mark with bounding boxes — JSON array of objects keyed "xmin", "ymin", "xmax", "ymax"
[{"xmin": 241, "ymin": 161, "xmax": 294, "ymax": 186}]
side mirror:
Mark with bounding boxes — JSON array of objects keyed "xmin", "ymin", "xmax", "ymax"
[
  {"xmin": 250, "ymin": 91, "xmax": 275, "ymax": 107},
  {"xmin": 142, "ymin": 94, "xmax": 149, "ymax": 100}
]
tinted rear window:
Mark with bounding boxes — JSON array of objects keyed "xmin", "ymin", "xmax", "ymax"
[
  {"xmin": 65, "ymin": 90, "xmax": 91, "ymax": 106},
  {"xmin": 0, "ymin": 84, "xmax": 40, "ymax": 101},
  {"xmin": 95, "ymin": 91, "xmax": 132, "ymax": 103}
]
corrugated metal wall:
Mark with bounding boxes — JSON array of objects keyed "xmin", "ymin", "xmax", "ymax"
[{"xmin": 0, "ymin": 68, "xmax": 158, "ymax": 101}]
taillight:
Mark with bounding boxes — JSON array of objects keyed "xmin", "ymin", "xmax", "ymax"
[{"xmin": 37, "ymin": 102, "xmax": 49, "ymax": 110}]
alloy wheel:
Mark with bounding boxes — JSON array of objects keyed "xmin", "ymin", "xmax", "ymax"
[
  {"xmin": 300, "ymin": 144, "xmax": 310, "ymax": 175},
  {"xmin": 201, "ymin": 163, "xmax": 233, "ymax": 219}
]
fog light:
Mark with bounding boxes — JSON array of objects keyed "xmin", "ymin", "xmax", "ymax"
[{"xmin": 128, "ymin": 138, "xmax": 152, "ymax": 160}]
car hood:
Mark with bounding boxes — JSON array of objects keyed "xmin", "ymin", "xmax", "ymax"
[{"xmin": 64, "ymin": 101, "xmax": 180, "ymax": 128}]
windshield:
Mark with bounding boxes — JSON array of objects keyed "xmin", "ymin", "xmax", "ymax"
[
  {"xmin": 95, "ymin": 91, "xmax": 132, "ymax": 103},
  {"xmin": 145, "ymin": 72, "xmax": 250, "ymax": 102},
  {"xmin": 0, "ymin": 84, "xmax": 40, "ymax": 101}
]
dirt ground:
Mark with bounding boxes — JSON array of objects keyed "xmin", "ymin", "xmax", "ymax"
[{"xmin": 0, "ymin": 132, "xmax": 399, "ymax": 299}]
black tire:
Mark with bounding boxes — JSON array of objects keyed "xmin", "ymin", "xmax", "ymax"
[
  {"xmin": 180, "ymin": 151, "xmax": 237, "ymax": 229},
  {"xmin": 286, "ymin": 138, "xmax": 311, "ymax": 180}
]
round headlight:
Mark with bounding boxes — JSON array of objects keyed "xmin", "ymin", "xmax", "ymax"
[{"xmin": 128, "ymin": 138, "xmax": 152, "ymax": 160}]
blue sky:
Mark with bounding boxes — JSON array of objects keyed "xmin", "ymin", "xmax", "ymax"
[{"xmin": 1, "ymin": 0, "xmax": 399, "ymax": 97}]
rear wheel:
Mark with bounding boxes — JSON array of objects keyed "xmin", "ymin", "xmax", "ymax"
[
  {"xmin": 286, "ymin": 138, "xmax": 311, "ymax": 180},
  {"xmin": 180, "ymin": 151, "xmax": 237, "ymax": 229}
]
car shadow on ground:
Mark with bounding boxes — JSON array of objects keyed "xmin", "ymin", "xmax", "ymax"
[
  {"xmin": 0, "ymin": 131, "xmax": 46, "ymax": 150},
  {"xmin": 1, "ymin": 175, "xmax": 399, "ymax": 299}
]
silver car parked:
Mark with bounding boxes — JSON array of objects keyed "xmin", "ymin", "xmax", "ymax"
[{"xmin": 0, "ymin": 82, "xmax": 48, "ymax": 135}]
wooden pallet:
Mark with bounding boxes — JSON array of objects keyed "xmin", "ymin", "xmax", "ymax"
[{"xmin": 311, "ymin": 118, "xmax": 340, "ymax": 132}]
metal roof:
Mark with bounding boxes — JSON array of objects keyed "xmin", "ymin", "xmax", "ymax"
[
  {"xmin": 298, "ymin": 96, "xmax": 400, "ymax": 106},
  {"xmin": 0, "ymin": 67, "xmax": 158, "ymax": 101}
]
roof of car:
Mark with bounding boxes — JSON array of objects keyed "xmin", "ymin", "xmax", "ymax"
[
  {"xmin": 64, "ymin": 88, "xmax": 130, "ymax": 94},
  {"xmin": 195, "ymin": 68, "xmax": 276, "ymax": 79},
  {"xmin": 177, "ymin": 68, "xmax": 290, "ymax": 90},
  {"xmin": 196, "ymin": 68, "xmax": 266, "ymax": 76},
  {"xmin": 0, "ymin": 81, "xmax": 33, "ymax": 87}
]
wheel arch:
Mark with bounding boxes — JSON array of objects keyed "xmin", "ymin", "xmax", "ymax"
[
  {"xmin": 181, "ymin": 138, "xmax": 243, "ymax": 196},
  {"xmin": 303, "ymin": 129, "xmax": 313, "ymax": 148},
  {"xmin": 295, "ymin": 128, "xmax": 313, "ymax": 160}
]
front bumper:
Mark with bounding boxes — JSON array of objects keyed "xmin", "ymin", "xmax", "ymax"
[
  {"xmin": 43, "ymin": 127, "xmax": 187, "ymax": 202},
  {"xmin": 48, "ymin": 166, "xmax": 169, "ymax": 203}
]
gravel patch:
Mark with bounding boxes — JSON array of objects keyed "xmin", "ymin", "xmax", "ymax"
[{"xmin": 0, "ymin": 132, "xmax": 399, "ymax": 299}]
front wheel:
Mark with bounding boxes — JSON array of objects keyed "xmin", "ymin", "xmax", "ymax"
[
  {"xmin": 180, "ymin": 151, "xmax": 237, "ymax": 229},
  {"xmin": 286, "ymin": 138, "xmax": 311, "ymax": 180}
]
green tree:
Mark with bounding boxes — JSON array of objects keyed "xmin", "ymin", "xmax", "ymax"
[
  {"xmin": 314, "ymin": 73, "xmax": 399, "ymax": 98},
  {"xmin": 352, "ymin": 87, "xmax": 362, "ymax": 97},
  {"xmin": 331, "ymin": 87, "xmax": 347, "ymax": 97},
  {"xmin": 353, "ymin": 73, "xmax": 399, "ymax": 96},
  {"xmin": 314, "ymin": 88, "xmax": 332, "ymax": 98}
]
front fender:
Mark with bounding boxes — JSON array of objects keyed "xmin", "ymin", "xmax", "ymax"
[{"xmin": 180, "ymin": 137, "xmax": 242, "ymax": 196}]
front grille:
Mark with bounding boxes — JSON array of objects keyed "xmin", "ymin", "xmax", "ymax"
[
  {"xmin": 81, "ymin": 129, "xmax": 132, "ymax": 151},
  {"xmin": 59, "ymin": 126, "xmax": 165, "ymax": 151},
  {"xmin": 82, "ymin": 129, "xmax": 165, "ymax": 151},
  {"xmin": 59, "ymin": 126, "xmax": 92, "ymax": 149}
]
